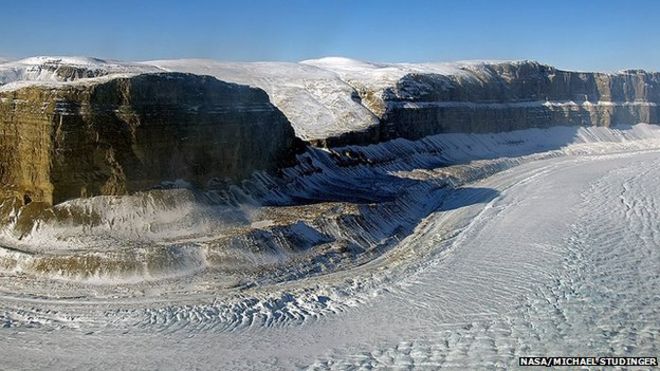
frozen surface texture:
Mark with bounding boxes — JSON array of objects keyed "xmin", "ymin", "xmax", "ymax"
[{"xmin": 0, "ymin": 56, "xmax": 162, "ymax": 92}]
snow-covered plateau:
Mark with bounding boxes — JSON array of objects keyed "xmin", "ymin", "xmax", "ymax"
[{"xmin": 0, "ymin": 57, "xmax": 659, "ymax": 370}]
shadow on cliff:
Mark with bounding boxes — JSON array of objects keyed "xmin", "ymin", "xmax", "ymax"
[
  {"xmin": 433, "ymin": 186, "xmax": 499, "ymax": 212},
  {"xmin": 278, "ymin": 125, "xmax": 589, "ymax": 205},
  {"xmin": 270, "ymin": 158, "xmax": 500, "ymax": 248}
]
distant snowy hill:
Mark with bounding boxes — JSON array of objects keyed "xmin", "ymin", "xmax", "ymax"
[{"xmin": 0, "ymin": 56, "xmax": 162, "ymax": 92}]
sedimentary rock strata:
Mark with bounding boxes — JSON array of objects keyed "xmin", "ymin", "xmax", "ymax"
[{"xmin": 0, "ymin": 72, "xmax": 300, "ymax": 205}]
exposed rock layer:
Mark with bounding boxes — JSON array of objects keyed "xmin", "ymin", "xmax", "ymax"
[
  {"xmin": 309, "ymin": 61, "xmax": 660, "ymax": 145},
  {"xmin": 0, "ymin": 73, "xmax": 300, "ymax": 205}
]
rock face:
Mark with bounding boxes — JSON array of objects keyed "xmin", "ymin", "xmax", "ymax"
[
  {"xmin": 375, "ymin": 62, "xmax": 659, "ymax": 141},
  {"xmin": 147, "ymin": 59, "xmax": 380, "ymax": 141},
  {"xmin": 301, "ymin": 59, "xmax": 660, "ymax": 145},
  {"xmin": 0, "ymin": 73, "xmax": 300, "ymax": 205}
]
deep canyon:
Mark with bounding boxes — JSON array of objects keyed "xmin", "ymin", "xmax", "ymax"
[{"xmin": 0, "ymin": 56, "xmax": 658, "ymax": 370}]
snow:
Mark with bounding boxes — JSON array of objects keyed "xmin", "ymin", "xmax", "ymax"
[
  {"xmin": 300, "ymin": 57, "xmax": 522, "ymax": 97},
  {"xmin": 0, "ymin": 56, "xmax": 162, "ymax": 92},
  {"xmin": 302, "ymin": 56, "xmax": 476, "ymax": 86},
  {"xmin": 146, "ymin": 59, "xmax": 380, "ymax": 140},
  {"xmin": 391, "ymin": 100, "xmax": 659, "ymax": 109}
]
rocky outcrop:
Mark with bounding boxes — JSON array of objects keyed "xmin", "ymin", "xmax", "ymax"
[
  {"xmin": 0, "ymin": 73, "xmax": 301, "ymax": 205},
  {"xmin": 375, "ymin": 62, "xmax": 659, "ymax": 141},
  {"xmin": 301, "ymin": 59, "xmax": 660, "ymax": 145}
]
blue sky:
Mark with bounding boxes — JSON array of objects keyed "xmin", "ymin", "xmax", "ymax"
[{"xmin": 2, "ymin": 0, "xmax": 659, "ymax": 71}]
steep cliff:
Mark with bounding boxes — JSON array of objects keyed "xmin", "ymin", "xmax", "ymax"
[
  {"xmin": 0, "ymin": 72, "xmax": 300, "ymax": 205},
  {"xmin": 303, "ymin": 58, "xmax": 660, "ymax": 144},
  {"xmin": 147, "ymin": 59, "xmax": 380, "ymax": 141}
]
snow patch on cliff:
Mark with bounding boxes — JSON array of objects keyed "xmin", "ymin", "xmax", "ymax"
[
  {"xmin": 301, "ymin": 57, "xmax": 519, "ymax": 93},
  {"xmin": 147, "ymin": 59, "xmax": 380, "ymax": 140},
  {"xmin": 0, "ymin": 56, "xmax": 162, "ymax": 92}
]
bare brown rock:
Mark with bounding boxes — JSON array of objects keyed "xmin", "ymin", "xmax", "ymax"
[
  {"xmin": 0, "ymin": 73, "xmax": 301, "ymax": 205},
  {"xmin": 374, "ymin": 62, "xmax": 660, "ymax": 142}
]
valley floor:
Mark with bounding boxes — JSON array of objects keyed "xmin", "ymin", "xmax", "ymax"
[{"xmin": 2, "ymin": 145, "xmax": 659, "ymax": 370}]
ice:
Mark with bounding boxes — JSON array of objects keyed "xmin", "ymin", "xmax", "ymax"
[
  {"xmin": 146, "ymin": 59, "xmax": 380, "ymax": 140},
  {"xmin": 0, "ymin": 56, "xmax": 162, "ymax": 92}
]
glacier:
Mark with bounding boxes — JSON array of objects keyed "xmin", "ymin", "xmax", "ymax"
[{"xmin": 0, "ymin": 56, "xmax": 659, "ymax": 370}]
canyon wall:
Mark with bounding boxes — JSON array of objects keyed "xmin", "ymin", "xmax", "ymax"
[
  {"xmin": 0, "ymin": 73, "xmax": 300, "ymax": 205},
  {"xmin": 309, "ymin": 60, "xmax": 660, "ymax": 145},
  {"xmin": 2, "ymin": 58, "xmax": 660, "ymax": 205}
]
